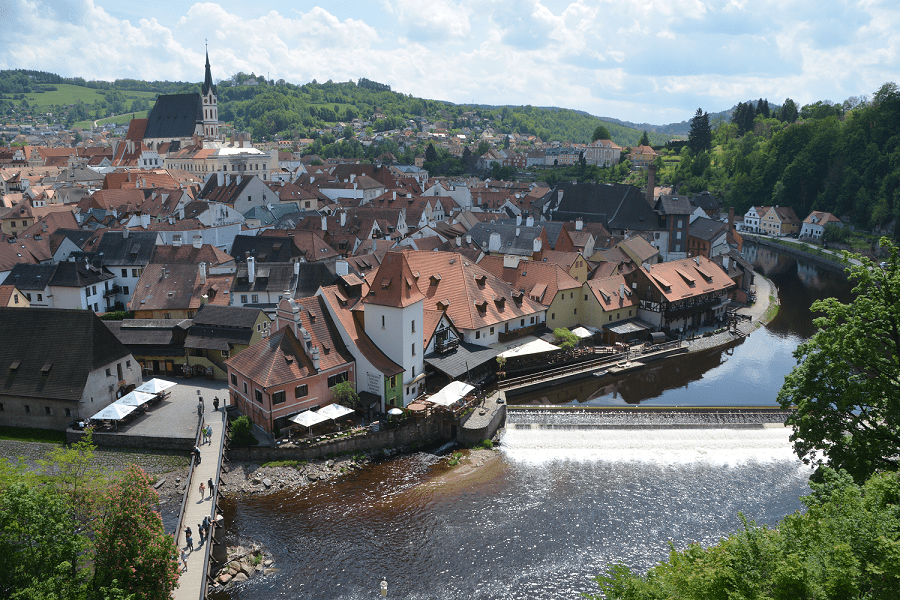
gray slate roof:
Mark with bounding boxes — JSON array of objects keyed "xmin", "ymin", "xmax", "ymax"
[
  {"xmin": 544, "ymin": 182, "xmax": 657, "ymax": 232},
  {"xmin": 467, "ymin": 223, "xmax": 543, "ymax": 256},
  {"xmin": 95, "ymin": 231, "xmax": 159, "ymax": 266},
  {"xmin": 4, "ymin": 261, "xmax": 113, "ymax": 290},
  {"xmin": 231, "ymin": 234, "xmax": 300, "ymax": 263},
  {"xmin": 656, "ymin": 195, "xmax": 693, "ymax": 216},
  {"xmin": 688, "ymin": 217, "xmax": 728, "ymax": 242},
  {"xmin": 0, "ymin": 308, "xmax": 132, "ymax": 401},
  {"xmin": 191, "ymin": 304, "xmax": 263, "ymax": 328},
  {"xmin": 144, "ymin": 93, "xmax": 202, "ymax": 139}
]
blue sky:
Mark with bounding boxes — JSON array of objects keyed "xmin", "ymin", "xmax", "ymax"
[{"xmin": 2, "ymin": 0, "xmax": 898, "ymax": 125}]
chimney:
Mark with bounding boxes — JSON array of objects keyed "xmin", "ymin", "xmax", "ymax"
[
  {"xmin": 646, "ymin": 164, "xmax": 656, "ymax": 205},
  {"xmin": 193, "ymin": 235, "xmax": 202, "ymax": 249},
  {"xmin": 488, "ymin": 232, "xmax": 501, "ymax": 252},
  {"xmin": 336, "ymin": 260, "xmax": 349, "ymax": 276},
  {"xmin": 576, "ymin": 217, "xmax": 583, "ymax": 231},
  {"xmin": 515, "ymin": 227, "xmax": 520, "ymax": 237},
  {"xmin": 392, "ymin": 191, "xmax": 396, "ymax": 200},
  {"xmin": 199, "ymin": 262, "xmax": 207, "ymax": 284},
  {"xmin": 293, "ymin": 260, "xmax": 300, "ymax": 275},
  {"xmin": 321, "ymin": 215, "xmax": 328, "ymax": 231},
  {"xmin": 620, "ymin": 282, "xmax": 625, "ymax": 298},
  {"xmin": 340, "ymin": 211, "xmax": 346, "ymax": 227},
  {"xmin": 456, "ymin": 236, "xmax": 461, "ymax": 247},
  {"xmin": 140, "ymin": 214, "xmax": 150, "ymax": 228},
  {"xmin": 122, "ymin": 228, "xmax": 129, "ymax": 239},
  {"xmin": 503, "ymin": 254, "xmax": 520, "ymax": 268},
  {"xmin": 248, "ymin": 256, "xmax": 256, "ymax": 284},
  {"xmin": 533, "ymin": 238, "xmax": 542, "ymax": 253},
  {"xmin": 526, "ymin": 215, "xmax": 534, "ymax": 227},
  {"xmin": 723, "ymin": 256, "xmax": 730, "ymax": 269},
  {"xmin": 311, "ymin": 346, "xmax": 320, "ymax": 371},
  {"xmin": 173, "ymin": 237, "xmax": 182, "ymax": 247},
  {"xmin": 516, "ymin": 213, "xmax": 522, "ymax": 226},
  {"xmin": 372, "ymin": 238, "xmax": 377, "ymax": 252},
  {"xmin": 466, "ymin": 234, "xmax": 472, "ymax": 244}
]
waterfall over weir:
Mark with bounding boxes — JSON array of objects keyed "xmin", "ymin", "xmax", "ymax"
[{"xmin": 501, "ymin": 409, "xmax": 802, "ymax": 467}]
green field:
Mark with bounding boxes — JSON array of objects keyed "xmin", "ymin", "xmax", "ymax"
[
  {"xmin": 20, "ymin": 84, "xmax": 157, "ymax": 108},
  {"xmin": 73, "ymin": 110, "xmax": 149, "ymax": 130}
]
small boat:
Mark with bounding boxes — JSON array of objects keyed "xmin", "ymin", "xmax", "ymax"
[{"xmin": 593, "ymin": 370, "xmax": 608, "ymax": 377}]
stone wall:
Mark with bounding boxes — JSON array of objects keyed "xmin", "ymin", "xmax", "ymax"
[
  {"xmin": 66, "ymin": 429, "xmax": 196, "ymax": 451},
  {"xmin": 458, "ymin": 393, "xmax": 507, "ymax": 447},
  {"xmin": 745, "ymin": 235, "xmax": 848, "ymax": 273},
  {"xmin": 227, "ymin": 414, "xmax": 455, "ymax": 462}
]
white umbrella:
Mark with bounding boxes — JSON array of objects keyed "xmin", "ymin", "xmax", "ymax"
[
  {"xmin": 114, "ymin": 390, "xmax": 155, "ymax": 407},
  {"xmin": 290, "ymin": 411, "xmax": 329, "ymax": 428},
  {"xmin": 135, "ymin": 378, "xmax": 177, "ymax": 394},
  {"xmin": 91, "ymin": 403, "xmax": 137, "ymax": 421},
  {"xmin": 428, "ymin": 381, "xmax": 475, "ymax": 407},
  {"xmin": 317, "ymin": 403, "xmax": 354, "ymax": 420},
  {"xmin": 387, "ymin": 407, "xmax": 404, "ymax": 416}
]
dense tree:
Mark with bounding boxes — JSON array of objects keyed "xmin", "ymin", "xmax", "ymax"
[
  {"xmin": 778, "ymin": 240, "xmax": 900, "ymax": 482},
  {"xmin": 638, "ymin": 130, "xmax": 650, "ymax": 146},
  {"xmin": 587, "ymin": 468, "xmax": 900, "ymax": 600},
  {"xmin": 592, "ymin": 124, "xmax": 611, "ymax": 141},
  {"xmin": 424, "ymin": 142, "xmax": 437, "ymax": 163},
  {"xmin": 780, "ymin": 97, "xmax": 799, "ymax": 123},
  {"xmin": 687, "ymin": 108, "xmax": 712, "ymax": 154}
]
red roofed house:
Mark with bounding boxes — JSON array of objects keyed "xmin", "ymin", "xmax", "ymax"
[{"xmin": 225, "ymin": 295, "xmax": 355, "ymax": 435}]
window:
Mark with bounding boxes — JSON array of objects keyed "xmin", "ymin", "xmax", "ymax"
[
  {"xmin": 390, "ymin": 374, "xmax": 399, "ymax": 388},
  {"xmin": 585, "ymin": 294, "xmax": 588, "ymax": 301},
  {"xmin": 37, "ymin": 294, "xmax": 42, "ymax": 301},
  {"xmin": 164, "ymin": 313, "xmax": 171, "ymax": 319},
  {"xmin": 295, "ymin": 384, "xmax": 308, "ymax": 398},
  {"xmin": 272, "ymin": 390, "xmax": 286, "ymax": 405},
  {"xmin": 251, "ymin": 294, "xmax": 259, "ymax": 303},
  {"xmin": 231, "ymin": 373, "xmax": 237, "ymax": 385},
  {"xmin": 123, "ymin": 286, "xmax": 129, "ymax": 295},
  {"xmin": 475, "ymin": 330, "xmax": 480, "ymax": 339},
  {"xmin": 574, "ymin": 308, "xmax": 577, "ymax": 315},
  {"xmin": 490, "ymin": 327, "xmax": 494, "ymax": 335},
  {"xmin": 609, "ymin": 315, "xmax": 613, "ymax": 321},
  {"xmin": 676, "ymin": 219, "xmax": 683, "ymax": 228},
  {"xmin": 411, "ymin": 343, "xmax": 416, "ymax": 356},
  {"xmin": 122, "ymin": 269, "xmax": 127, "ymax": 277},
  {"xmin": 221, "ymin": 350, "xmax": 230, "ymax": 358},
  {"xmin": 521, "ymin": 319, "xmax": 525, "ymax": 326},
  {"xmin": 243, "ymin": 382, "xmax": 248, "ymax": 394},
  {"xmin": 25, "ymin": 293, "xmax": 31, "ymax": 301},
  {"xmin": 255, "ymin": 389, "xmax": 263, "ymax": 404},
  {"xmin": 411, "ymin": 320, "xmax": 415, "ymax": 333},
  {"xmin": 45, "ymin": 406, "xmax": 51, "ymax": 415},
  {"xmin": 24, "ymin": 405, "xmax": 30, "ymax": 413},
  {"xmin": 675, "ymin": 231, "xmax": 682, "ymax": 240},
  {"xmin": 530, "ymin": 316, "xmax": 535, "ymax": 324},
  {"xmin": 382, "ymin": 315, "xmax": 385, "ymax": 328},
  {"xmin": 106, "ymin": 368, "xmax": 111, "ymax": 377},
  {"xmin": 327, "ymin": 371, "xmax": 349, "ymax": 387},
  {"xmin": 551, "ymin": 313, "xmax": 555, "ymax": 320},
  {"xmin": 0, "ymin": 403, "xmax": 4, "ymax": 411},
  {"xmin": 92, "ymin": 286, "xmax": 97, "ymax": 295},
  {"xmin": 241, "ymin": 295, "xmax": 248, "ymax": 303},
  {"xmin": 132, "ymin": 268, "xmax": 140, "ymax": 277},
  {"xmin": 126, "ymin": 360, "xmax": 131, "ymax": 369}
]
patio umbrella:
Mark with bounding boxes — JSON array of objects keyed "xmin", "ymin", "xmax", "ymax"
[
  {"xmin": 135, "ymin": 378, "xmax": 177, "ymax": 394},
  {"xmin": 387, "ymin": 407, "xmax": 404, "ymax": 416},
  {"xmin": 317, "ymin": 403, "xmax": 354, "ymax": 420},
  {"xmin": 114, "ymin": 390, "xmax": 155, "ymax": 407},
  {"xmin": 428, "ymin": 381, "xmax": 475, "ymax": 407},
  {"xmin": 290, "ymin": 410, "xmax": 329, "ymax": 428},
  {"xmin": 90, "ymin": 403, "xmax": 137, "ymax": 421}
]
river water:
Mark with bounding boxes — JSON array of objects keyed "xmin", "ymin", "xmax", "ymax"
[{"xmin": 214, "ymin": 244, "xmax": 853, "ymax": 600}]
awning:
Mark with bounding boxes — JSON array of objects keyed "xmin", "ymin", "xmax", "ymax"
[
  {"xmin": 424, "ymin": 341, "xmax": 497, "ymax": 379},
  {"xmin": 113, "ymin": 390, "xmax": 155, "ymax": 407},
  {"xmin": 91, "ymin": 403, "xmax": 136, "ymax": 421},
  {"xmin": 571, "ymin": 326, "xmax": 593, "ymax": 338},
  {"xmin": 427, "ymin": 380, "xmax": 475, "ymax": 407},
  {"xmin": 500, "ymin": 338, "xmax": 559, "ymax": 358},
  {"xmin": 605, "ymin": 319, "xmax": 652, "ymax": 335}
]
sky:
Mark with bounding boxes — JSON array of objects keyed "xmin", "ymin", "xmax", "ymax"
[{"xmin": 1, "ymin": 0, "xmax": 898, "ymax": 125}]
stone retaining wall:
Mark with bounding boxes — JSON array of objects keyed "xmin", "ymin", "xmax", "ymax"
[
  {"xmin": 66, "ymin": 429, "xmax": 195, "ymax": 451},
  {"xmin": 458, "ymin": 393, "xmax": 507, "ymax": 446},
  {"xmin": 227, "ymin": 415, "xmax": 455, "ymax": 462},
  {"xmin": 745, "ymin": 235, "xmax": 849, "ymax": 272}
]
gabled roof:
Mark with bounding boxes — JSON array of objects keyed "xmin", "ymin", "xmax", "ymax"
[
  {"xmin": 467, "ymin": 222, "xmax": 543, "ymax": 256},
  {"xmin": 191, "ymin": 304, "xmax": 264, "ymax": 329},
  {"xmin": 231, "ymin": 234, "xmax": 300, "ymax": 263},
  {"xmin": 688, "ymin": 217, "xmax": 728, "ymax": 242},
  {"xmin": 655, "ymin": 195, "xmax": 693, "ymax": 216},
  {"xmin": 478, "ymin": 255, "xmax": 581, "ymax": 307},
  {"xmin": 94, "ymin": 230, "xmax": 159, "ymax": 266},
  {"xmin": 150, "ymin": 244, "xmax": 232, "ymax": 266},
  {"xmin": 129, "ymin": 263, "xmax": 231, "ymax": 311},
  {"xmin": 143, "ymin": 93, "xmax": 203, "ymax": 140},
  {"xmin": 587, "ymin": 275, "xmax": 637, "ymax": 311},
  {"xmin": 634, "ymin": 256, "xmax": 734, "ymax": 303},
  {"xmin": 0, "ymin": 308, "xmax": 133, "ymax": 401}
]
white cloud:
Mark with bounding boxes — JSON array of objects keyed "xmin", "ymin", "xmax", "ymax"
[{"xmin": 0, "ymin": 0, "xmax": 898, "ymax": 125}]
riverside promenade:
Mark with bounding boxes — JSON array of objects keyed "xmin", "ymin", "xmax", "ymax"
[{"xmin": 173, "ymin": 409, "xmax": 226, "ymax": 600}]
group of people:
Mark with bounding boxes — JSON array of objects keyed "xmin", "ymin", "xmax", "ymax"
[{"xmin": 180, "ymin": 513, "xmax": 215, "ymax": 572}]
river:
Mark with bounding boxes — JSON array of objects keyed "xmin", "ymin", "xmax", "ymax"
[{"xmin": 213, "ymin": 243, "xmax": 853, "ymax": 600}]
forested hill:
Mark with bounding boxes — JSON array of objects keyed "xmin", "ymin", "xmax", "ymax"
[
  {"xmin": 664, "ymin": 82, "xmax": 900, "ymax": 233},
  {"xmin": 0, "ymin": 69, "xmax": 672, "ymax": 146}
]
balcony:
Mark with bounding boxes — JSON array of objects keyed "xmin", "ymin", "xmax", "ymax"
[
  {"xmin": 103, "ymin": 284, "xmax": 122, "ymax": 298},
  {"xmin": 434, "ymin": 337, "xmax": 460, "ymax": 355}
]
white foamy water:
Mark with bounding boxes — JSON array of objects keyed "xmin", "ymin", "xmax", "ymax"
[{"xmin": 500, "ymin": 426, "xmax": 804, "ymax": 466}]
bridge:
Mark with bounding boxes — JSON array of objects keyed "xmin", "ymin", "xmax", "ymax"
[{"xmin": 172, "ymin": 409, "xmax": 227, "ymax": 600}]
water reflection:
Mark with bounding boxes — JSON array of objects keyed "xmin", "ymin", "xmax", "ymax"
[{"xmin": 508, "ymin": 243, "xmax": 851, "ymax": 407}]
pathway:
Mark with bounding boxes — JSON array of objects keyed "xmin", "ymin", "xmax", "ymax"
[{"xmin": 173, "ymin": 409, "xmax": 226, "ymax": 600}]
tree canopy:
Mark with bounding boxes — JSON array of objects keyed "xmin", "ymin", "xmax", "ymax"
[
  {"xmin": 592, "ymin": 124, "xmax": 611, "ymax": 141},
  {"xmin": 687, "ymin": 108, "xmax": 712, "ymax": 154},
  {"xmin": 777, "ymin": 240, "xmax": 900, "ymax": 482},
  {"xmin": 587, "ymin": 468, "xmax": 900, "ymax": 600}
]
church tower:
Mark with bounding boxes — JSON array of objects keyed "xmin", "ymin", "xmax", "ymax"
[{"xmin": 201, "ymin": 50, "xmax": 218, "ymax": 139}]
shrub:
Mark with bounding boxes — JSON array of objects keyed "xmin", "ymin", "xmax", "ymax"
[
  {"xmin": 230, "ymin": 416, "xmax": 258, "ymax": 446},
  {"xmin": 553, "ymin": 327, "xmax": 579, "ymax": 350}
]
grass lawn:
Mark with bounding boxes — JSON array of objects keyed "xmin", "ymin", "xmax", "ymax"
[
  {"xmin": 73, "ymin": 110, "xmax": 148, "ymax": 130},
  {"xmin": 0, "ymin": 426, "xmax": 66, "ymax": 444},
  {"xmin": 22, "ymin": 84, "xmax": 157, "ymax": 108}
]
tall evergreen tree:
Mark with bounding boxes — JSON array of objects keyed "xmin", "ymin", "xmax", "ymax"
[
  {"xmin": 780, "ymin": 98, "xmax": 799, "ymax": 123},
  {"xmin": 688, "ymin": 108, "xmax": 712, "ymax": 154},
  {"xmin": 639, "ymin": 130, "xmax": 650, "ymax": 146}
]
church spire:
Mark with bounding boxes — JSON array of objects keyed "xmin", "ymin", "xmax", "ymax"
[{"xmin": 202, "ymin": 48, "xmax": 216, "ymax": 97}]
